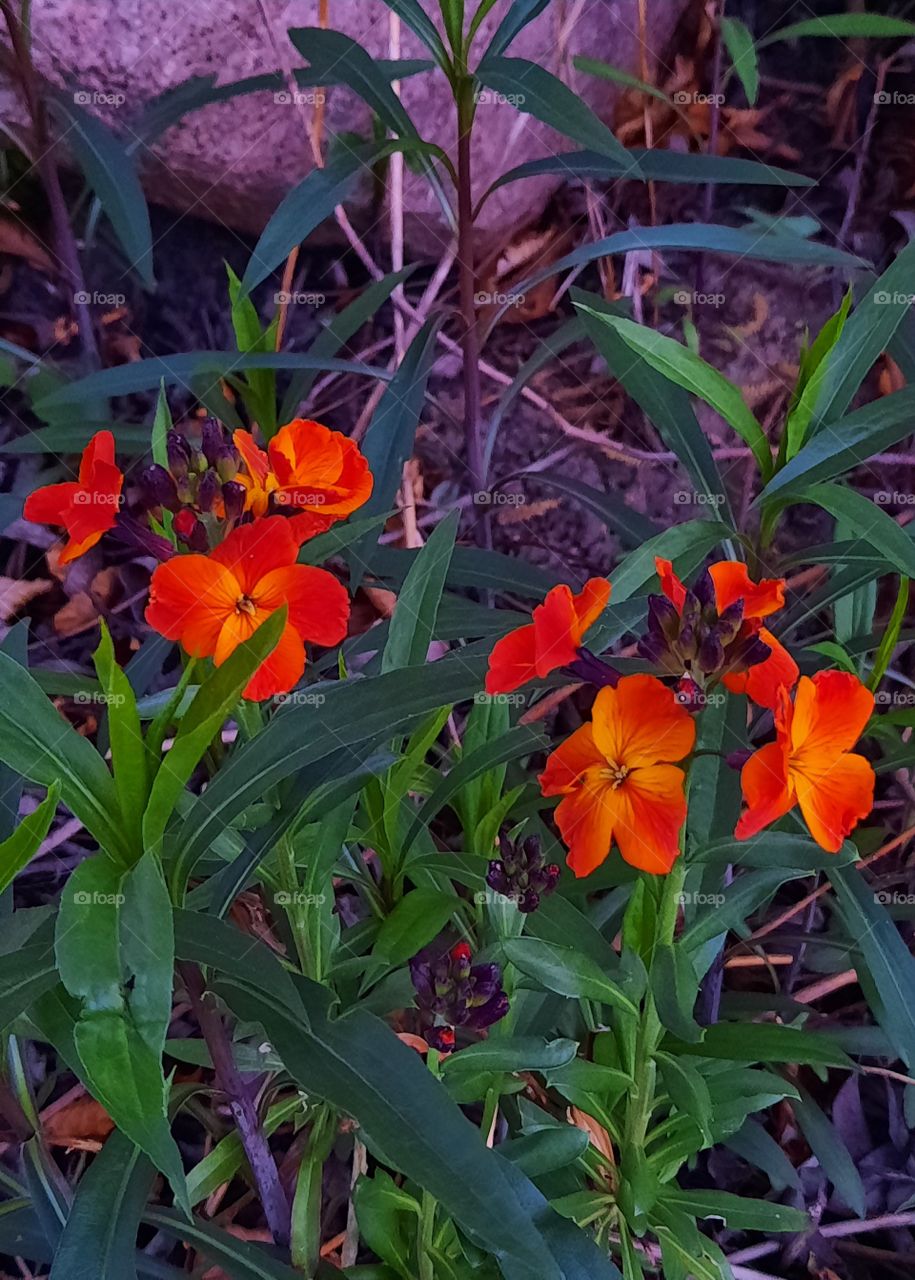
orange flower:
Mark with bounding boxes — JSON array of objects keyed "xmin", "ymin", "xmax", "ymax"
[
  {"xmin": 485, "ymin": 578, "xmax": 611, "ymax": 695},
  {"xmin": 24, "ymin": 430, "xmax": 123, "ymax": 564},
  {"xmin": 145, "ymin": 515, "xmax": 350, "ymax": 701},
  {"xmin": 656, "ymin": 557, "xmax": 798, "ymax": 709},
  {"xmin": 736, "ymin": 670, "xmax": 875, "ymax": 852},
  {"xmin": 539, "ymin": 674, "xmax": 695, "ymax": 876},
  {"xmin": 233, "ymin": 418, "xmax": 372, "ymax": 540}
]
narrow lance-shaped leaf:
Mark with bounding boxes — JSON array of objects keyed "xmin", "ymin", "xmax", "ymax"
[
  {"xmin": 0, "ymin": 781, "xmax": 60, "ymax": 895},
  {"xmin": 382, "ymin": 509, "xmax": 458, "ymax": 671}
]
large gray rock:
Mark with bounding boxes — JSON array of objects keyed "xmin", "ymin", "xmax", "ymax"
[{"xmin": 4, "ymin": 1, "xmax": 688, "ymax": 247}]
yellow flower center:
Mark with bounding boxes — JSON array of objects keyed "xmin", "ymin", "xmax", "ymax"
[
  {"xmin": 235, "ymin": 594, "xmax": 257, "ymax": 617},
  {"xmin": 604, "ymin": 763, "xmax": 630, "ymax": 790}
]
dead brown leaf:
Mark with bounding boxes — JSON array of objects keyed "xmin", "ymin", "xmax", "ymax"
[
  {"xmin": 0, "ymin": 575, "xmax": 52, "ymax": 622},
  {"xmin": 42, "ymin": 1094, "xmax": 114, "ymax": 1150},
  {"xmin": 0, "ymin": 215, "xmax": 55, "ymax": 273}
]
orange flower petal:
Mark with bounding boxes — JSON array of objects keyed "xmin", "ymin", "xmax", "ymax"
[
  {"xmin": 571, "ymin": 576, "xmax": 612, "ymax": 636},
  {"xmin": 58, "ymin": 528, "xmax": 108, "ymax": 564},
  {"xmin": 790, "ymin": 670, "xmax": 874, "ymax": 759},
  {"xmin": 485, "ymin": 622, "xmax": 539, "ymax": 695},
  {"xmin": 233, "ymin": 429, "xmax": 271, "ymax": 485},
  {"xmin": 723, "ymin": 627, "xmax": 799, "ymax": 709},
  {"xmin": 24, "ymin": 482, "xmax": 81, "ymax": 527},
  {"xmin": 735, "ymin": 741, "xmax": 794, "ymax": 841},
  {"xmin": 269, "ymin": 419, "xmax": 373, "ymax": 517},
  {"xmin": 532, "ymin": 586, "xmax": 582, "ymax": 674},
  {"xmin": 78, "ymin": 430, "xmax": 115, "ymax": 484},
  {"xmin": 242, "ymin": 619, "xmax": 306, "ymax": 701},
  {"xmin": 794, "ymin": 751, "xmax": 875, "ymax": 852},
  {"xmin": 539, "ymin": 722, "xmax": 602, "ymax": 795},
  {"xmin": 590, "ymin": 675, "xmax": 695, "ymax": 769},
  {"xmin": 655, "ymin": 557, "xmax": 686, "ymax": 610},
  {"xmin": 211, "ymin": 516, "xmax": 298, "ymax": 596},
  {"xmin": 613, "ymin": 764, "xmax": 687, "ymax": 874},
  {"xmin": 554, "ymin": 772, "xmax": 621, "ymax": 877},
  {"xmin": 285, "ymin": 511, "xmax": 336, "ymax": 543},
  {"xmin": 710, "ymin": 562, "xmax": 786, "ymax": 619},
  {"xmin": 255, "ymin": 564, "xmax": 350, "ymax": 647},
  {"xmin": 146, "ymin": 556, "xmax": 239, "ymax": 657}
]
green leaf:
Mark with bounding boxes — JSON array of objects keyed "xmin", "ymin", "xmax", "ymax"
[
  {"xmin": 120, "ymin": 854, "xmax": 174, "ymax": 1057},
  {"xmin": 171, "ymin": 652, "xmax": 489, "ymax": 892},
  {"xmin": 503, "ymin": 937, "xmax": 638, "ymax": 1016},
  {"xmin": 655, "ymin": 1052, "xmax": 713, "ymax": 1145},
  {"xmin": 827, "ymin": 862, "xmax": 915, "ymax": 1068},
  {"xmin": 721, "ymin": 18, "xmax": 759, "ymax": 104},
  {"xmin": 352, "ymin": 317, "xmax": 443, "ymax": 581},
  {"xmin": 537, "ymin": 471, "xmax": 662, "ymax": 548},
  {"xmin": 0, "ymin": 781, "xmax": 59, "ymax": 894},
  {"xmin": 782, "ymin": 288, "xmax": 854, "ymax": 460},
  {"xmin": 482, "ymin": 0, "xmax": 551, "ymax": 57},
  {"xmin": 382, "ymin": 510, "xmax": 458, "ymax": 672},
  {"xmin": 374, "ymin": 889, "xmax": 457, "ymax": 965},
  {"xmin": 476, "ymin": 55, "xmax": 636, "ymax": 170},
  {"xmin": 33, "ymin": 352, "xmax": 387, "ymax": 414},
  {"xmin": 55, "ymin": 853, "xmax": 124, "ymax": 1011},
  {"xmin": 610, "ymin": 519, "xmax": 734, "ymax": 604},
  {"xmin": 444, "ymin": 1037, "xmax": 578, "ymax": 1076},
  {"xmin": 49, "ymin": 1132, "xmax": 155, "ymax": 1280},
  {"xmin": 576, "ymin": 307, "xmax": 771, "ymax": 479},
  {"xmin": 758, "ymin": 14, "xmax": 915, "ymax": 47},
  {"xmin": 93, "ymin": 622, "xmax": 147, "ymax": 854},
  {"xmin": 725, "ymin": 1118, "xmax": 801, "ymax": 1192},
  {"xmin": 384, "ymin": 0, "xmax": 449, "ymax": 63},
  {"xmin": 574, "ymin": 55, "xmax": 672, "ymax": 104},
  {"xmin": 761, "ymin": 384, "xmax": 915, "ymax": 503},
  {"xmin": 679, "ymin": 868, "xmax": 800, "ymax": 953},
  {"xmin": 216, "ymin": 976, "xmax": 582, "ymax": 1277},
  {"xmin": 799, "ymin": 483, "xmax": 915, "ymax": 578},
  {"xmin": 0, "ymin": 652, "xmax": 128, "ymax": 865},
  {"xmin": 870, "ymin": 576, "xmax": 909, "ymax": 691},
  {"xmin": 144, "ymin": 607, "xmax": 285, "ymax": 863},
  {"xmin": 668, "ymin": 1022, "xmax": 850, "ymax": 1068},
  {"xmin": 576, "ymin": 290, "xmax": 732, "ymax": 519},
  {"xmin": 804, "ymin": 238, "xmax": 915, "ymax": 434},
  {"xmin": 792, "ymin": 1088, "xmax": 866, "ymax": 1217},
  {"xmin": 0, "ymin": 942, "xmax": 59, "ymax": 1032},
  {"xmin": 651, "ymin": 944, "xmax": 701, "ymax": 1043},
  {"xmin": 186, "ymin": 1096, "xmax": 302, "ymax": 1207},
  {"xmin": 500, "ymin": 1126, "xmax": 590, "ymax": 1177},
  {"xmin": 145, "ymin": 1208, "xmax": 302, "ymax": 1280},
  {"xmin": 660, "ymin": 1187, "xmax": 806, "ymax": 1233},
  {"xmin": 49, "ymin": 94, "xmax": 154, "ymax": 286}
]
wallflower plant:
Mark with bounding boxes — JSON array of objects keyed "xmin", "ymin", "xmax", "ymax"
[{"xmin": 2, "ymin": 2, "xmax": 915, "ymax": 1279}]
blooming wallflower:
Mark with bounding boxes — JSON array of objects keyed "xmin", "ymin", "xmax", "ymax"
[
  {"xmin": 649, "ymin": 558, "xmax": 798, "ymax": 710},
  {"xmin": 539, "ymin": 674, "xmax": 695, "ymax": 876},
  {"xmin": 410, "ymin": 942, "xmax": 509, "ymax": 1052},
  {"xmin": 736, "ymin": 670, "xmax": 875, "ymax": 852},
  {"xmin": 233, "ymin": 418, "xmax": 373, "ymax": 540},
  {"xmin": 485, "ymin": 578, "xmax": 612, "ymax": 695},
  {"xmin": 145, "ymin": 515, "xmax": 349, "ymax": 700},
  {"xmin": 24, "ymin": 430, "xmax": 123, "ymax": 564}
]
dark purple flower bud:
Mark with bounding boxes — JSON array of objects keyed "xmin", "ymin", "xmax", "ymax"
[
  {"xmin": 200, "ymin": 418, "xmax": 230, "ymax": 467},
  {"xmin": 697, "ymin": 632, "xmax": 725, "ymax": 675},
  {"xmin": 715, "ymin": 599, "xmax": 744, "ymax": 644},
  {"xmin": 647, "ymin": 593, "xmax": 680, "ymax": 640},
  {"xmin": 680, "ymin": 589, "xmax": 701, "ymax": 632},
  {"xmin": 409, "ymin": 942, "xmax": 509, "ymax": 1047},
  {"xmin": 426, "ymin": 1026, "xmax": 455, "ymax": 1053},
  {"xmin": 567, "ymin": 648, "xmax": 621, "ymax": 688},
  {"xmin": 112, "ymin": 513, "xmax": 175, "ymax": 562},
  {"xmin": 139, "ymin": 463, "xmax": 178, "ymax": 511},
  {"xmin": 196, "ymin": 468, "xmax": 219, "ymax": 514},
  {"xmin": 693, "ymin": 569, "xmax": 716, "ymax": 610},
  {"xmin": 167, "ymin": 430, "xmax": 193, "ymax": 480},
  {"xmin": 486, "ymin": 831, "xmax": 559, "ymax": 914},
  {"xmin": 222, "ymin": 480, "xmax": 247, "ymax": 523},
  {"xmin": 678, "ymin": 623, "xmax": 698, "ymax": 662}
]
